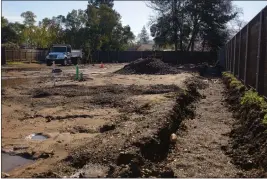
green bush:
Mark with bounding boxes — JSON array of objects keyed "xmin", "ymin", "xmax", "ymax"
[
  {"xmin": 241, "ymin": 90, "xmax": 267, "ymax": 108},
  {"xmin": 222, "ymin": 72, "xmax": 245, "ymax": 90},
  {"xmin": 263, "ymin": 114, "xmax": 267, "ymax": 125},
  {"xmin": 223, "ymin": 72, "xmax": 267, "ymax": 125}
]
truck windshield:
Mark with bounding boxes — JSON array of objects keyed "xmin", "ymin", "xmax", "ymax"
[{"xmin": 51, "ymin": 47, "xmax": 67, "ymax": 53}]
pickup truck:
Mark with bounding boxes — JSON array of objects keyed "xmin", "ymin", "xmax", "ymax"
[{"xmin": 46, "ymin": 44, "xmax": 83, "ymax": 66}]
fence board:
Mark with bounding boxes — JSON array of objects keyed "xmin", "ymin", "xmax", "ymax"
[{"xmin": 219, "ymin": 5, "xmax": 267, "ymax": 98}]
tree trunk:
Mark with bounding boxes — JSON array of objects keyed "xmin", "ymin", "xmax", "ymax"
[
  {"xmin": 173, "ymin": 0, "xmax": 178, "ymax": 51},
  {"xmin": 201, "ymin": 39, "xmax": 206, "ymax": 52}
]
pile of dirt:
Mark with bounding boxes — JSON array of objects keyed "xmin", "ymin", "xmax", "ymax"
[
  {"xmin": 222, "ymin": 73, "xmax": 267, "ymax": 177},
  {"xmin": 115, "ymin": 58, "xmax": 180, "ymax": 75}
]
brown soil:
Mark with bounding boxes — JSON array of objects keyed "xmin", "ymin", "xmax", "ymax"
[
  {"xmin": 222, "ymin": 75, "xmax": 267, "ymax": 177},
  {"xmin": 115, "ymin": 58, "xmax": 181, "ymax": 75},
  {"xmin": 4, "ymin": 63, "xmax": 262, "ymax": 178},
  {"xmin": 166, "ymin": 78, "xmax": 244, "ymax": 177},
  {"xmin": 1, "ymin": 64, "xmax": 192, "ymax": 177}
]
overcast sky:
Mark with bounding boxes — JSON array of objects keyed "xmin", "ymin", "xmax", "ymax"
[{"xmin": 2, "ymin": 1, "xmax": 267, "ymax": 37}]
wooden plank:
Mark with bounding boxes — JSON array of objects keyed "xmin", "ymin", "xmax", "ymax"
[
  {"xmin": 238, "ymin": 31, "xmax": 242, "ymax": 78},
  {"xmin": 256, "ymin": 11, "xmax": 264, "ymax": 94},
  {"xmin": 244, "ymin": 23, "xmax": 250, "ymax": 85}
]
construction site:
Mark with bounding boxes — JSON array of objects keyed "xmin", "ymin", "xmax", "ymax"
[
  {"xmin": 1, "ymin": 56, "xmax": 267, "ymax": 177},
  {"xmin": 2, "ymin": 1, "xmax": 267, "ymax": 178}
]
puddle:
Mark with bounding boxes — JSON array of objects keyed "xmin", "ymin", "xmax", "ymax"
[
  {"xmin": 1, "ymin": 153, "xmax": 34, "ymax": 172},
  {"xmin": 26, "ymin": 133, "xmax": 48, "ymax": 140}
]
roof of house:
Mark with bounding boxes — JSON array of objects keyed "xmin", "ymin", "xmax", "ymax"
[{"xmin": 136, "ymin": 44, "xmax": 154, "ymax": 51}]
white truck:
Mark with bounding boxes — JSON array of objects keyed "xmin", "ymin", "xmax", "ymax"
[{"xmin": 46, "ymin": 44, "xmax": 83, "ymax": 66}]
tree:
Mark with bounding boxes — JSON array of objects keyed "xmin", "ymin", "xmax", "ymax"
[
  {"xmin": 21, "ymin": 11, "xmax": 36, "ymax": 27},
  {"xmin": 137, "ymin": 26, "xmax": 149, "ymax": 44},
  {"xmin": 148, "ymin": 0, "xmax": 239, "ymax": 51},
  {"xmin": 1, "ymin": 17, "xmax": 24, "ymax": 44},
  {"xmin": 88, "ymin": 0, "xmax": 114, "ymax": 8}
]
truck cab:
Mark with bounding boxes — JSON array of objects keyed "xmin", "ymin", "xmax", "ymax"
[{"xmin": 46, "ymin": 44, "xmax": 82, "ymax": 66}]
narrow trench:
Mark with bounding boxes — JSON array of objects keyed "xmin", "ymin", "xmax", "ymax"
[
  {"xmin": 109, "ymin": 77, "xmax": 246, "ymax": 178},
  {"xmin": 164, "ymin": 78, "xmax": 244, "ymax": 177},
  {"xmin": 107, "ymin": 80, "xmax": 201, "ymax": 178}
]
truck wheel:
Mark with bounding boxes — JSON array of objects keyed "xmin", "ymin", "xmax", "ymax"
[{"xmin": 62, "ymin": 58, "xmax": 68, "ymax": 66}]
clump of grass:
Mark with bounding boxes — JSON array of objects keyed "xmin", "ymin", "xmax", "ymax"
[
  {"xmin": 241, "ymin": 90, "xmax": 267, "ymax": 125},
  {"xmin": 263, "ymin": 114, "xmax": 267, "ymax": 125},
  {"xmin": 7, "ymin": 61, "xmax": 24, "ymax": 65},
  {"xmin": 222, "ymin": 72, "xmax": 245, "ymax": 90},
  {"xmin": 241, "ymin": 90, "xmax": 267, "ymax": 108},
  {"xmin": 223, "ymin": 72, "xmax": 267, "ymax": 125}
]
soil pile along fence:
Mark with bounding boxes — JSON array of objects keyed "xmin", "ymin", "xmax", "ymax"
[
  {"xmin": 115, "ymin": 58, "xmax": 181, "ymax": 75},
  {"xmin": 219, "ymin": 5, "xmax": 267, "ymax": 97}
]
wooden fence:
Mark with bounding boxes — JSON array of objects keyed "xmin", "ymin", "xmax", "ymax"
[
  {"xmin": 219, "ymin": 5, "xmax": 267, "ymax": 97},
  {"xmin": 91, "ymin": 51, "xmax": 217, "ymax": 65},
  {"xmin": 2, "ymin": 47, "xmax": 217, "ymax": 66},
  {"xmin": 1, "ymin": 47, "xmax": 48, "ymax": 64}
]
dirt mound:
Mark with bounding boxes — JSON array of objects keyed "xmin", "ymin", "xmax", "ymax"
[
  {"xmin": 222, "ymin": 73, "xmax": 267, "ymax": 177},
  {"xmin": 115, "ymin": 58, "xmax": 180, "ymax": 75}
]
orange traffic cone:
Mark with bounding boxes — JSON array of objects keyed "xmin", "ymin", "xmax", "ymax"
[{"xmin": 100, "ymin": 62, "xmax": 104, "ymax": 68}]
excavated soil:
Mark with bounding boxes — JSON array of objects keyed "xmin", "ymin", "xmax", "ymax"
[
  {"xmin": 222, "ymin": 75, "xmax": 267, "ymax": 177},
  {"xmin": 5, "ymin": 63, "xmax": 263, "ymax": 177},
  {"xmin": 32, "ymin": 77, "xmax": 201, "ymax": 178},
  {"xmin": 115, "ymin": 58, "xmax": 181, "ymax": 75},
  {"xmin": 166, "ymin": 78, "xmax": 245, "ymax": 177},
  {"xmin": 1, "ymin": 64, "xmax": 192, "ymax": 177}
]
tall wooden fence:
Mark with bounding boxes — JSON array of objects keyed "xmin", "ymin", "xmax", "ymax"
[
  {"xmin": 1, "ymin": 47, "xmax": 48, "ymax": 64},
  {"xmin": 219, "ymin": 6, "xmax": 267, "ymax": 97},
  {"xmin": 92, "ymin": 51, "xmax": 216, "ymax": 65},
  {"xmin": 2, "ymin": 48, "xmax": 217, "ymax": 66}
]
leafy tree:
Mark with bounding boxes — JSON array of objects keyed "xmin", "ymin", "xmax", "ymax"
[
  {"xmin": 1, "ymin": 17, "xmax": 24, "ymax": 44},
  {"xmin": 21, "ymin": 11, "xmax": 36, "ymax": 27},
  {"xmin": 137, "ymin": 26, "xmax": 149, "ymax": 44},
  {"xmin": 88, "ymin": 0, "xmax": 114, "ymax": 8},
  {"xmin": 148, "ymin": 0, "xmax": 238, "ymax": 51}
]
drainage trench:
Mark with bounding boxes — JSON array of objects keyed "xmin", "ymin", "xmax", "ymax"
[{"xmin": 107, "ymin": 79, "xmax": 202, "ymax": 178}]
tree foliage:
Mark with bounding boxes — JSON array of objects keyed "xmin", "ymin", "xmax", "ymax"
[
  {"xmin": 137, "ymin": 26, "xmax": 149, "ymax": 44},
  {"xmin": 1, "ymin": 2, "xmax": 134, "ymax": 61},
  {"xmin": 148, "ymin": 0, "xmax": 239, "ymax": 51}
]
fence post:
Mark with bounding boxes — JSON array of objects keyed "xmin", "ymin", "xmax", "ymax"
[
  {"xmin": 20, "ymin": 50, "xmax": 22, "ymax": 62},
  {"xmin": 256, "ymin": 11, "xmax": 264, "ymax": 94},
  {"xmin": 244, "ymin": 23, "xmax": 250, "ymax": 85},
  {"xmin": 117, "ymin": 51, "xmax": 119, "ymax": 63},
  {"xmin": 227, "ymin": 42, "xmax": 230, "ymax": 71},
  {"xmin": 97, "ymin": 51, "xmax": 99, "ymax": 63},
  {"xmin": 1, "ymin": 47, "xmax": 6, "ymax": 65},
  {"xmin": 233, "ymin": 36, "xmax": 237, "ymax": 75},
  {"xmin": 229, "ymin": 40, "xmax": 232, "ymax": 72},
  {"xmin": 227, "ymin": 44, "xmax": 229, "ymax": 71},
  {"xmin": 30, "ymin": 50, "xmax": 32, "ymax": 63},
  {"xmin": 238, "ymin": 31, "xmax": 242, "ymax": 78}
]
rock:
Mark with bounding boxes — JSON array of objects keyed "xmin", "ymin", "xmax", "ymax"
[
  {"xmin": 2, "ymin": 172, "xmax": 10, "ymax": 178},
  {"xmin": 170, "ymin": 133, "xmax": 177, "ymax": 143}
]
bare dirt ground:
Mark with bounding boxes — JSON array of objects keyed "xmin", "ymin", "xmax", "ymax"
[
  {"xmin": 1, "ymin": 63, "xmax": 192, "ymax": 177},
  {"xmin": 166, "ymin": 78, "xmax": 244, "ymax": 177},
  {"xmin": 4, "ymin": 62, "xmax": 259, "ymax": 178}
]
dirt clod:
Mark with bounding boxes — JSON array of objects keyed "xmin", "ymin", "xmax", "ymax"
[{"xmin": 99, "ymin": 124, "xmax": 116, "ymax": 133}]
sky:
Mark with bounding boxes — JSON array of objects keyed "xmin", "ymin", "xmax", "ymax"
[{"xmin": 2, "ymin": 1, "xmax": 267, "ymax": 38}]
